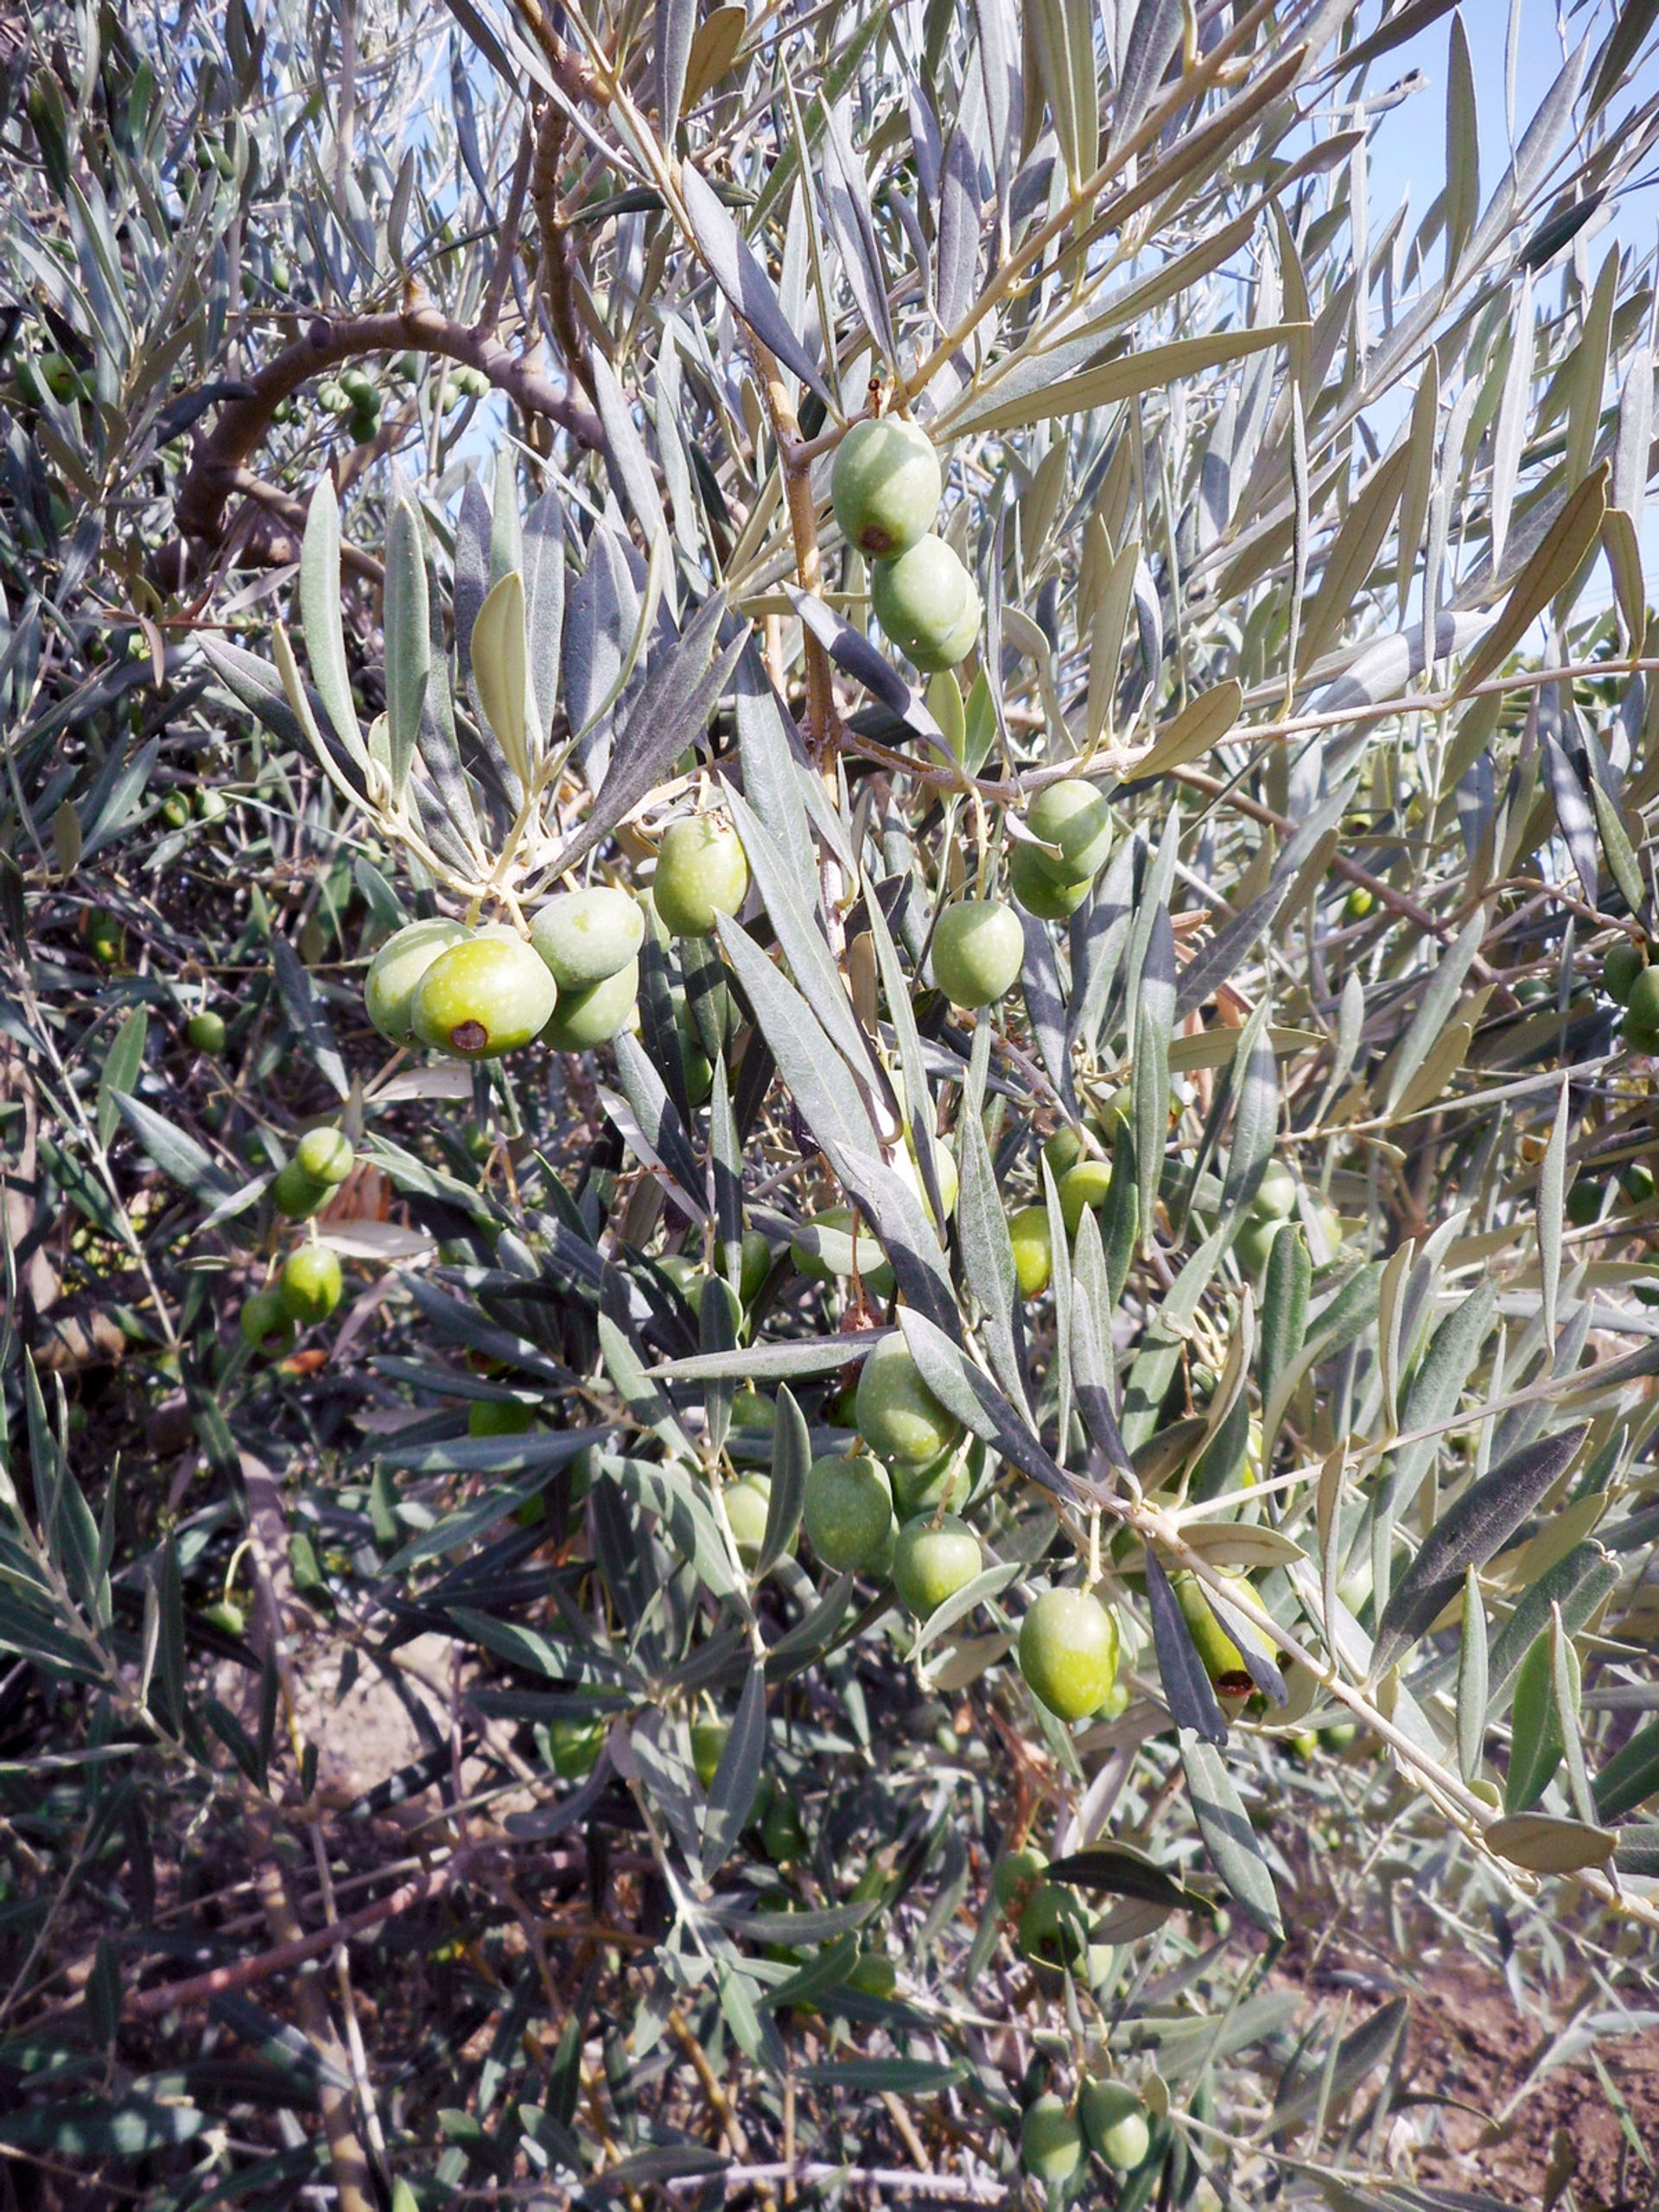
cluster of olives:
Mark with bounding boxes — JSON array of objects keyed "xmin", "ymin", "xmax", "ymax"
[
  {"xmin": 798, "ymin": 1338, "xmax": 1122, "ymax": 1720},
  {"xmin": 1021, "ymin": 2083, "xmax": 1152, "ymax": 2182},
  {"xmin": 364, "ymin": 885, "xmax": 645, "ymax": 1059},
  {"xmin": 1011, "ymin": 776, "xmax": 1113, "ymax": 922},
  {"xmin": 1605, "ymin": 934, "xmax": 1659, "ymax": 1050},
  {"xmin": 831, "ymin": 413, "xmax": 980, "ymax": 674},
  {"xmin": 315, "ymin": 366, "xmax": 385, "ymax": 445},
  {"xmin": 240, "ymin": 1126, "xmax": 355, "ymax": 1357}
]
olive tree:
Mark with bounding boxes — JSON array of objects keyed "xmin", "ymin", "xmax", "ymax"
[{"xmin": 4, "ymin": 0, "xmax": 1659, "ymax": 2202}]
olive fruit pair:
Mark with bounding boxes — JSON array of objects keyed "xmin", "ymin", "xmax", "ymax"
[
  {"xmin": 1018, "ymin": 1587, "xmax": 1120, "ymax": 1721},
  {"xmin": 1013, "ymin": 779, "xmax": 1113, "ymax": 920},
  {"xmin": 652, "ymin": 816, "xmax": 749, "ymax": 938},
  {"xmin": 530, "ymin": 885, "xmax": 642, "ymax": 1048},
  {"xmin": 832, "ymin": 415, "xmax": 981, "ymax": 672},
  {"xmin": 930, "ymin": 901, "xmax": 1025, "ymax": 1009},
  {"xmin": 365, "ymin": 918, "xmax": 564, "ymax": 1060},
  {"xmin": 272, "ymin": 1124, "xmax": 356, "ymax": 1219},
  {"xmin": 1022, "ymin": 2079, "xmax": 1148, "ymax": 2175}
]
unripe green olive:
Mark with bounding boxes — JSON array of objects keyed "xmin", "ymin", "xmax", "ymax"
[
  {"xmin": 891, "ymin": 1135, "xmax": 959, "ymax": 1223},
  {"xmin": 1622, "ymin": 1160, "xmax": 1656, "ymax": 1205},
  {"xmin": 1010, "ymin": 840, "xmax": 1091, "ymax": 919},
  {"xmin": 1235, "ymin": 1215, "xmax": 1284, "ymax": 1273},
  {"xmin": 240, "ymin": 1287, "xmax": 297, "ymax": 1356},
  {"xmin": 278, "ymin": 1245, "xmax": 343, "ymax": 1325},
  {"xmin": 931, "ymin": 900, "xmax": 1025, "ymax": 1008},
  {"xmin": 468, "ymin": 1397, "xmax": 537, "ymax": 1438},
  {"xmin": 724, "ymin": 1476, "xmax": 772, "ymax": 1567},
  {"xmin": 1058, "ymin": 1160, "xmax": 1112, "ymax": 1234},
  {"xmin": 691, "ymin": 1718, "xmax": 729, "ymax": 1790},
  {"xmin": 1007, "ymin": 1205, "xmax": 1053, "ymax": 1297},
  {"xmin": 729, "ymin": 1385, "xmax": 773, "ymax": 1430},
  {"xmin": 1251, "ymin": 1159, "xmax": 1299, "ymax": 1220},
  {"xmin": 1171, "ymin": 1570, "xmax": 1257, "ymax": 1695},
  {"xmin": 738, "ymin": 1229, "xmax": 772, "ymax": 1305},
  {"xmin": 411, "ymin": 931, "xmax": 557, "ymax": 1058},
  {"xmin": 855, "ymin": 1334, "xmax": 962, "ymax": 1467},
  {"xmin": 791, "ymin": 1206, "xmax": 894, "ymax": 1299},
  {"xmin": 365, "ymin": 918, "xmax": 468, "ymax": 1044},
  {"xmin": 1627, "ymin": 965, "xmax": 1659, "ymax": 1031},
  {"xmin": 846, "ymin": 1948, "xmax": 896, "ymax": 1999},
  {"xmin": 1017, "ymin": 1881, "xmax": 1088, "ymax": 1967},
  {"xmin": 1078, "ymin": 2080, "xmax": 1150, "ymax": 2171},
  {"xmin": 1566, "ymin": 1177, "xmax": 1605, "ymax": 1227},
  {"xmin": 652, "ymin": 817, "xmax": 749, "ymax": 937},
  {"xmin": 1020, "ymin": 2095, "xmax": 1083, "ymax": 2183},
  {"xmin": 1017, "ymin": 1587, "xmax": 1120, "ymax": 1721},
  {"xmin": 991, "ymin": 1846, "xmax": 1048, "ymax": 1915},
  {"xmin": 186, "ymin": 1009, "xmax": 227, "ymax": 1055},
  {"xmin": 295, "ymin": 1127, "xmax": 354, "ymax": 1185},
  {"xmin": 1343, "ymin": 885, "xmax": 1376, "ymax": 921},
  {"xmin": 544, "ymin": 1715, "xmax": 605, "ymax": 1778},
  {"xmin": 803, "ymin": 1452, "xmax": 895, "ymax": 1573},
  {"xmin": 831, "ymin": 415, "xmax": 943, "ymax": 557},
  {"xmin": 531, "ymin": 885, "xmax": 645, "ymax": 990},
  {"xmin": 271, "ymin": 1160, "xmax": 331, "ymax": 1219},
  {"xmin": 1026, "ymin": 779, "xmax": 1112, "ymax": 884},
  {"xmin": 892, "ymin": 1513, "xmax": 982, "ymax": 1617},
  {"xmin": 540, "ymin": 958, "xmax": 639, "ymax": 1051},
  {"xmin": 1043, "ymin": 1125, "xmax": 1084, "ymax": 1178},
  {"xmin": 1604, "ymin": 938, "xmax": 1649, "ymax": 1004},
  {"xmin": 762, "ymin": 1792, "xmax": 808, "ymax": 1862},
  {"xmin": 889, "ymin": 1444, "xmax": 966, "ymax": 1519},
  {"xmin": 1623, "ymin": 1019, "xmax": 1659, "ymax": 1054},
  {"xmin": 870, "ymin": 534, "xmax": 981, "ymax": 672}
]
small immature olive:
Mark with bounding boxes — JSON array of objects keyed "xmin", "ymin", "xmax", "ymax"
[
  {"xmin": 1007, "ymin": 1205, "xmax": 1053, "ymax": 1298},
  {"xmin": 846, "ymin": 1949, "xmax": 897, "ymax": 1999},
  {"xmin": 1058, "ymin": 1160, "xmax": 1112, "ymax": 1235},
  {"xmin": 991, "ymin": 1846, "xmax": 1048, "ymax": 1916},
  {"xmin": 412, "ymin": 931, "xmax": 557, "ymax": 1058},
  {"xmin": 545, "ymin": 1715, "xmax": 605, "ymax": 1779},
  {"xmin": 1623, "ymin": 1019, "xmax": 1659, "ymax": 1054},
  {"xmin": 239, "ymin": 1287, "xmax": 297, "ymax": 1357},
  {"xmin": 657, "ymin": 1252, "xmax": 701, "ymax": 1300},
  {"xmin": 1604, "ymin": 938, "xmax": 1649, "ymax": 1004},
  {"xmin": 1343, "ymin": 885, "xmax": 1376, "ymax": 921},
  {"xmin": 1020, "ymin": 2095, "xmax": 1084, "ymax": 2183},
  {"xmin": 690, "ymin": 1718, "xmax": 730, "ymax": 1790},
  {"xmin": 295, "ymin": 1126, "xmax": 354, "ymax": 1185},
  {"xmin": 892, "ymin": 1513, "xmax": 982, "ymax": 1618},
  {"xmin": 86, "ymin": 910, "xmax": 124, "ymax": 965},
  {"xmin": 1026, "ymin": 779, "xmax": 1112, "ymax": 885},
  {"xmin": 1622, "ymin": 1160, "xmax": 1656, "ymax": 1205},
  {"xmin": 1513, "ymin": 977, "xmax": 1553, "ymax": 1006},
  {"xmin": 1172, "ymin": 1570, "xmax": 1256, "ymax": 1695},
  {"xmin": 652, "ymin": 816, "xmax": 750, "ymax": 938},
  {"xmin": 830, "ymin": 415, "xmax": 943, "ymax": 558},
  {"xmin": 161, "ymin": 791, "xmax": 192, "ymax": 830},
  {"xmin": 468, "ymin": 1397, "xmax": 537, "ymax": 1438},
  {"xmin": 1566, "ymin": 1178, "xmax": 1605, "ymax": 1228},
  {"xmin": 1078, "ymin": 2080, "xmax": 1150, "ymax": 2171},
  {"xmin": 1011, "ymin": 838, "xmax": 1091, "ymax": 919},
  {"xmin": 530, "ymin": 885, "xmax": 645, "ymax": 990},
  {"xmin": 1627, "ymin": 965, "xmax": 1659, "ymax": 1031},
  {"xmin": 1251, "ymin": 1159, "xmax": 1299, "ymax": 1220},
  {"xmin": 724, "ymin": 1475, "xmax": 773, "ymax": 1567},
  {"xmin": 1017, "ymin": 1587, "xmax": 1120, "ymax": 1722},
  {"xmin": 680, "ymin": 1023, "xmax": 715, "ymax": 1105},
  {"xmin": 792, "ymin": 1205, "xmax": 894, "ymax": 1299},
  {"xmin": 1042, "ymin": 1125, "xmax": 1084, "ymax": 1178},
  {"xmin": 870, "ymin": 534, "xmax": 982, "ymax": 672},
  {"xmin": 277, "ymin": 1244, "xmax": 343, "ymax": 1325},
  {"xmin": 930, "ymin": 900, "xmax": 1025, "ymax": 1009},
  {"xmin": 1018, "ymin": 1881, "xmax": 1088, "ymax": 1967},
  {"xmin": 364, "ymin": 917, "xmax": 468, "ymax": 1044},
  {"xmin": 186, "ymin": 1009, "xmax": 227, "ymax": 1055},
  {"xmin": 1633, "ymin": 1279, "xmax": 1659, "ymax": 1307},
  {"xmin": 738, "ymin": 1229, "xmax": 772, "ymax": 1306},
  {"xmin": 803, "ymin": 1452, "xmax": 895, "ymax": 1573},
  {"xmin": 1235, "ymin": 1215, "xmax": 1284, "ymax": 1273},
  {"xmin": 729, "ymin": 1385, "xmax": 774, "ymax": 1430},
  {"xmin": 855, "ymin": 1333, "xmax": 963, "ymax": 1467},
  {"xmin": 762, "ymin": 1793, "xmax": 808, "ymax": 1861},
  {"xmin": 540, "ymin": 957, "xmax": 639, "ymax": 1051},
  {"xmin": 271, "ymin": 1160, "xmax": 331, "ymax": 1219}
]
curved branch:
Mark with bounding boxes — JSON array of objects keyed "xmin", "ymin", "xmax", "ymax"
[{"xmin": 176, "ymin": 304, "xmax": 603, "ymax": 551}]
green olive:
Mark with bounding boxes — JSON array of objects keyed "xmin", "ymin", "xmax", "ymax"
[
  {"xmin": 468, "ymin": 1398, "xmax": 537, "ymax": 1438},
  {"xmin": 888, "ymin": 1444, "xmax": 966, "ymax": 1520},
  {"xmin": 690, "ymin": 1717, "xmax": 729, "ymax": 1789},
  {"xmin": 845, "ymin": 1949, "xmax": 896, "ymax": 1999},
  {"xmin": 540, "ymin": 958, "xmax": 639, "ymax": 1051},
  {"xmin": 530, "ymin": 885, "xmax": 645, "ymax": 990},
  {"xmin": 1017, "ymin": 1881, "xmax": 1088, "ymax": 1967},
  {"xmin": 1026, "ymin": 779, "xmax": 1112, "ymax": 884},
  {"xmin": 271, "ymin": 1160, "xmax": 331, "ymax": 1220},
  {"xmin": 1078, "ymin": 2080, "xmax": 1150, "ymax": 2171},
  {"xmin": 364, "ymin": 918, "xmax": 469, "ymax": 1045},
  {"xmin": 762, "ymin": 1792, "xmax": 808, "ymax": 1862},
  {"xmin": 803, "ymin": 1452, "xmax": 895, "ymax": 1573},
  {"xmin": 544, "ymin": 1715, "xmax": 606, "ymax": 1779},
  {"xmin": 1627, "ymin": 965, "xmax": 1659, "ymax": 1030},
  {"xmin": 1566, "ymin": 1178, "xmax": 1605, "ymax": 1227},
  {"xmin": 738, "ymin": 1229, "xmax": 772, "ymax": 1306},
  {"xmin": 1172, "ymin": 1570, "xmax": 1256, "ymax": 1695},
  {"xmin": 870, "ymin": 534, "xmax": 981, "ymax": 672},
  {"xmin": 411, "ymin": 931, "xmax": 558, "ymax": 1058},
  {"xmin": 295, "ymin": 1127, "xmax": 354, "ymax": 1185},
  {"xmin": 891, "ymin": 1513, "xmax": 982, "ymax": 1618},
  {"xmin": 724, "ymin": 1476, "xmax": 772, "ymax": 1567},
  {"xmin": 930, "ymin": 900, "xmax": 1025, "ymax": 1008},
  {"xmin": 1251, "ymin": 1159, "xmax": 1299, "ymax": 1220},
  {"xmin": 277, "ymin": 1245, "xmax": 343, "ymax": 1325},
  {"xmin": 1058, "ymin": 1160, "xmax": 1112, "ymax": 1234},
  {"xmin": 239, "ymin": 1287, "xmax": 297, "ymax": 1357},
  {"xmin": 1604, "ymin": 938, "xmax": 1649, "ymax": 1004},
  {"xmin": 855, "ymin": 1334, "xmax": 962, "ymax": 1467},
  {"xmin": 1007, "ymin": 1205, "xmax": 1053, "ymax": 1298},
  {"xmin": 991, "ymin": 1846, "xmax": 1048, "ymax": 1915},
  {"xmin": 1020, "ymin": 2095, "xmax": 1084, "ymax": 2183},
  {"xmin": 1017, "ymin": 1587, "xmax": 1121, "ymax": 1721},
  {"xmin": 652, "ymin": 817, "xmax": 749, "ymax": 938},
  {"xmin": 1042, "ymin": 1125, "xmax": 1084, "ymax": 1178},
  {"xmin": 186, "ymin": 1010, "xmax": 226, "ymax": 1056},
  {"xmin": 1622, "ymin": 1160, "xmax": 1656, "ymax": 1205},
  {"xmin": 830, "ymin": 415, "xmax": 942, "ymax": 558},
  {"xmin": 1010, "ymin": 839, "xmax": 1091, "ymax": 919},
  {"xmin": 790, "ymin": 1206, "xmax": 894, "ymax": 1299},
  {"xmin": 1343, "ymin": 885, "xmax": 1376, "ymax": 921},
  {"xmin": 1235, "ymin": 1215, "xmax": 1284, "ymax": 1273},
  {"xmin": 729, "ymin": 1385, "xmax": 774, "ymax": 1430}
]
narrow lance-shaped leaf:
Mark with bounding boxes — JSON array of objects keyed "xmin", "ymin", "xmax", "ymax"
[{"xmin": 1457, "ymin": 1565, "xmax": 1488, "ymax": 1783}]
